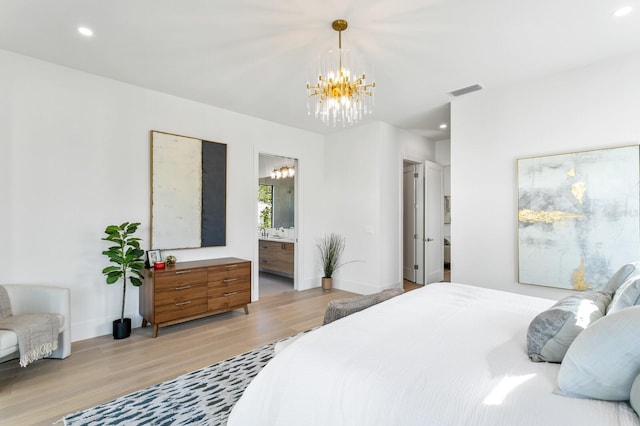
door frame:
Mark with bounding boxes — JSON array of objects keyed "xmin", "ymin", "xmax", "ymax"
[
  {"xmin": 399, "ymin": 156, "xmax": 444, "ymax": 286},
  {"xmin": 254, "ymin": 150, "xmax": 300, "ymax": 301},
  {"xmin": 402, "ymin": 161, "xmax": 425, "ymax": 284}
]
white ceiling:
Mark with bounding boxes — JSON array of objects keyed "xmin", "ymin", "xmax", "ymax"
[{"xmin": 1, "ymin": 0, "xmax": 640, "ymax": 140}]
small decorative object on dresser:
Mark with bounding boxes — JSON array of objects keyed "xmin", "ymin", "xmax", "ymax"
[
  {"xmin": 166, "ymin": 255, "xmax": 177, "ymax": 265},
  {"xmin": 139, "ymin": 258, "xmax": 251, "ymax": 337},
  {"xmin": 146, "ymin": 249, "xmax": 161, "ymax": 266},
  {"xmin": 101, "ymin": 222, "xmax": 145, "ymax": 339}
]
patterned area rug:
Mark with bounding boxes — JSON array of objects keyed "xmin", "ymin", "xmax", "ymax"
[{"xmin": 62, "ymin": 341, "xmax": 277, "ymax": 425}]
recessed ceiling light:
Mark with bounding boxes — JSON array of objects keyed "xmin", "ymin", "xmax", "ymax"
[
  {"xmin": 614, "ymin": 6, "xmax": 633, "ymax": 17},
  {"xmin": 78, "ymin": 26, "xmax": 93, "ymax": 37},
  {"xmin": 439, "ymin": 124, "xmax": 448, "ymax": 129}
]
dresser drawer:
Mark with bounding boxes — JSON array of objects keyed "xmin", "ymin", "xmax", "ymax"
[
  {"xmin": 155, "ymin": 270, "xmax": 207, "ymax": 290},
  {"xmin": 155, "ymin": 297, "xmax": 208, "ymax": 323},
  {"xmin": 207, "ymin": 262, "xmax": 250, "ymax": 283},
  {"xmin": 208, "ymin": 288, "xmax": 251, "ymax": 311},
  {"xmin": 225, "ymin": 289, "xmax": 251, "ymax": 307},
  {"xmin": 154, "ymin": 283, "xmax": 208, "ymax": 306}
]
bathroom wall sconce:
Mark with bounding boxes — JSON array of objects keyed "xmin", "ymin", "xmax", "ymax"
[{"xmin": 271, "ymin": 166, "xmax": 295, "ymax": 179}]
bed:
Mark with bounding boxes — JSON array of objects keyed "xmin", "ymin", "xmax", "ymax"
[{"xmin": 228, "ymin": 282, "xmax": 640, "ymax": 425}]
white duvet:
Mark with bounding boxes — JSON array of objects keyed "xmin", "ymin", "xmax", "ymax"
[{"xmin": 228, "ymin": 283, "xmax": 640, "ymax": 425}]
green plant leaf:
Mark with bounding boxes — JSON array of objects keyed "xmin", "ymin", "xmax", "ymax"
[
  {"xmin": 126, "ymin": 222, "xmax": 140, "ymax": 234},
  {"xmin": 130, "ymin": 277, "xmax": 143, "ymax": 287},
  {"xmin": 106, "ymin": 274, "xmax": 121, "ymax": 284},
  {"xmin": 102, "ymin": 266, "xmax": 121, "ymax": 274},
  {"xmin": 130, "ymin": 261, "xmax": 145, "ymax": 271},
  {"xmin": 105, "ymin": 225, "xmax": 120, "ymax": 234}
]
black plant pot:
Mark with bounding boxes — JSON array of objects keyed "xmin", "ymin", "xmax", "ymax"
[{"xmin": 113, "ymin": 318, "xmax": 132, "ymax": 339}]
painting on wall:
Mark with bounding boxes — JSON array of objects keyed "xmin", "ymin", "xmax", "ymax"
[
  {"xmin": 151, "ymin": 131, "xmax": 227, "ymax": 250},
  {"xmin": 517, "ymin": 145, "xmax": 639, "ymax": 290},
  {"xmin": 444, "ymin": 196, "xmax": 451, "ymax": 224}
]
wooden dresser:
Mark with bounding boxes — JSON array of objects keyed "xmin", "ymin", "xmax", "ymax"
[{"xmin": 140, "ymin": 257, "xmax": 251, "ymax": 337}]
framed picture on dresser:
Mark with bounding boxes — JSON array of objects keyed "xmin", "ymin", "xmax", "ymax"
[{"xmin": 146, "ymin": 250, "xmax": 161, "ymax": 266}]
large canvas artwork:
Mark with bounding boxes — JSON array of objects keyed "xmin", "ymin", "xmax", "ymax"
[
  {"xmin": 518, "ymin": 145, "xmax": 639, "ymax": 290},
  {"xmin": 151, "ymin": 131, "xmax": 227, "ymax": 249}
]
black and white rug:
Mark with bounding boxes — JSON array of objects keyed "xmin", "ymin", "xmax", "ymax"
[{"xmin": 62, "ymin": 340, "xmax": 277, "ymax": 425}]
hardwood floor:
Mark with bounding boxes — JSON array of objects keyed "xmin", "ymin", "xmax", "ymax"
[
  {"xmin": 403, "ymin": 267, "xmax": 451, "ymax": 291},
  {"xmin": 0, "ymin": 287, "xmax": 356, "ymax": 426}
]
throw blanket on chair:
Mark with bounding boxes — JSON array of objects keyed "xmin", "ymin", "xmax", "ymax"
[{"xmin": 0, "ymin": 285, "xmax": 59, "ymax": 367}]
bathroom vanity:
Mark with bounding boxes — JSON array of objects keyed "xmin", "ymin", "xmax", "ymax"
[{"xmin": 259, "ymin": 238, "xmax": 294, "ymax": 278}]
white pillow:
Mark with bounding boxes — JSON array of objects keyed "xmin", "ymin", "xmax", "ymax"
[
  {"xmin": 603, "ymin": 262, "xmax": 640, "ymax": 295},
  {"xmin": 608, "ymin": 277, "xmax": 640, "ymax": 314},
  {"xmin": 631, "ymin": 374, "xmax": 640, "ymax": 415},
  {"xmin": 556, "ymin": 305, "xmax": 640, "ymax": 401}
]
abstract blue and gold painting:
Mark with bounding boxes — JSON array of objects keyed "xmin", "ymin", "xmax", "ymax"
[{"xmin": 518, "ymin": 145, "xmax": 639, "ymax": 290}]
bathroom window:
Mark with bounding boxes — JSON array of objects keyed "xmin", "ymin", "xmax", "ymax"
[{"xmin": 258, "ymin": 184, "xmax": 273, "ymax": 228}]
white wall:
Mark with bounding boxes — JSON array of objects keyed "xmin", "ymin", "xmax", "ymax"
[
  {"xmin": 323, "ymin": 122, "xmax": 435, "ymax": 294},
  {"xmin": 435, "ymin": 139, "xmax": 451, "ymax": 167},
  {"xmin": 0, "ymin": 49, "xmax": 325, "ymax": 341},
  {"xmin": 451, "ymin": 51, "xmax": 640, "ymax": 300}
]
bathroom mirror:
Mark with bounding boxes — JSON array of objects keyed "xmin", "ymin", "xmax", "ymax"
[
  {"xmin": 258, "ymin": 154, "xmax": 295, "ymax": 229},
  {"xmin": 151, "ymin": 130, "xmax": 227, "ymax": 249}
]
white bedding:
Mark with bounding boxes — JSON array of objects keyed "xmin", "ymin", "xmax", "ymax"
[{"xmin": 228, "ymin": 283, "xmax": 640, "ymax": 425}]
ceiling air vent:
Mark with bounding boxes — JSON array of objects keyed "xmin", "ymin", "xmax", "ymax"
[{"xmin": 447, "ymin": 84, "xmax": 483, "ymax": 97}]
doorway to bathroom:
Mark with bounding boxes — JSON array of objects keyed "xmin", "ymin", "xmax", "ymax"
[{"xmin": 257, "ymin": 154, "xmax": 297, "ymax": 298}]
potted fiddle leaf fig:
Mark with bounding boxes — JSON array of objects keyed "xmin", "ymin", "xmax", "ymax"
[
  {"xmin": 318, "ymin": 233, "xmax": 347, "ymax": 292},
  {"xmin": 102, "ymin": 222, "xmax": 145, "ymax": 339}
]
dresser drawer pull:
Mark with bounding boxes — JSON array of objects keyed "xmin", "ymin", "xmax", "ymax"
[
  {"xmin": 223, "ymin": 278, "xmax": 238, "ymax": 283},
  {"xmin": 175, "ymin": 285, "xmax": 192, "ymax": 290},
  {"xmin": 224, "ymin": 292, "xmax": 238, "ymax": 297},
  {"xmin": 225, "ymin": 264, "xmax": 238, "ymax": 269},
  {"xmin": 174, "ymin": 301, "xmax": 192, "ymax": 306},
  {"xmin": 175, "ymin": 270, "xmax": 193, "ymax": 275}
]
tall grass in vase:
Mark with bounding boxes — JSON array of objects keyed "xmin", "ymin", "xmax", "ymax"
[{"xmin": 318, "ymin": 233, "xmax": 346, "ymax": 292}]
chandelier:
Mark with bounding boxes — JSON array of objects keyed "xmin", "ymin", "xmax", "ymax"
[
  {"xmin": 306, "ymin": 19, "xmax": 375, "ymax": 127},
  {"xmin": 270, "ymin": 166, "xmax": 295, "ymax": 179}
]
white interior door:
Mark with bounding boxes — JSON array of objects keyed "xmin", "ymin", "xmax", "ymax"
[
  {"xmin": 402, "ymin": 163, "xmax": 425, "ymax": 284},
  {"xmin": 402, "ymin": 165, "xmax": 416, "ymax": 282},
  {"xmin": 424, "ymin": 161, "xmax": 444, "ymax": 284},
  {"xmin": 415, "ymin": 164, "xmax": 425, "ymax": 284}
]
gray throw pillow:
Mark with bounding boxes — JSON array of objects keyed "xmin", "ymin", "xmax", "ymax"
[
  {"xmin": 323, "ymin": 288, "xmax": 404, "ymax": 325},
  {"xmin": 527, "ymin": 291, "xmax": 611, "ymax": 363},
  {"xmin": 607, "ymin": 278, "xmax": 640, "ymax": 314},
  {"xmin": 602, "ymin": 262, "xmax": 640, "ymax": 295},
  {"xmin": 556, "ymin": 306, "xmax": 640, "ymax": 401},
  {"xmin": 631, "ymin": 373, "xmax": 640, "ymax": 416}
]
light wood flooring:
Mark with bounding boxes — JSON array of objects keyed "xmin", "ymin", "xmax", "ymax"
[
  {"xmin": 0, "ymin": 287, "xmax": 357, "ymax": 426},
  {"xmin": 403, "ymin": 267, "xmax": 451, "ymax": 291}
]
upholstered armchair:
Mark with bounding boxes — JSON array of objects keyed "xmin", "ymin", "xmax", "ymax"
[{"xmin": 0, "ymin": 285, "xmax": 71, "ymax": 364}]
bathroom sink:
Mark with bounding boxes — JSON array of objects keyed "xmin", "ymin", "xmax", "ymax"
[{"xmin": 260, "ymin": 236, "xmax": 294, "ymax": 243}]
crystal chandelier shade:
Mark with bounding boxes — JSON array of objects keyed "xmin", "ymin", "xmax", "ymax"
[{"xmin": 306, "ymin": 20, "xmax": 375, "ymax": 127}]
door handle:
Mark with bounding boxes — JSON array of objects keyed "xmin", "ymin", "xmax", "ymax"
[{"xmin": 426, "ymin": 238, "xmax": 434, "ymax": 242}]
